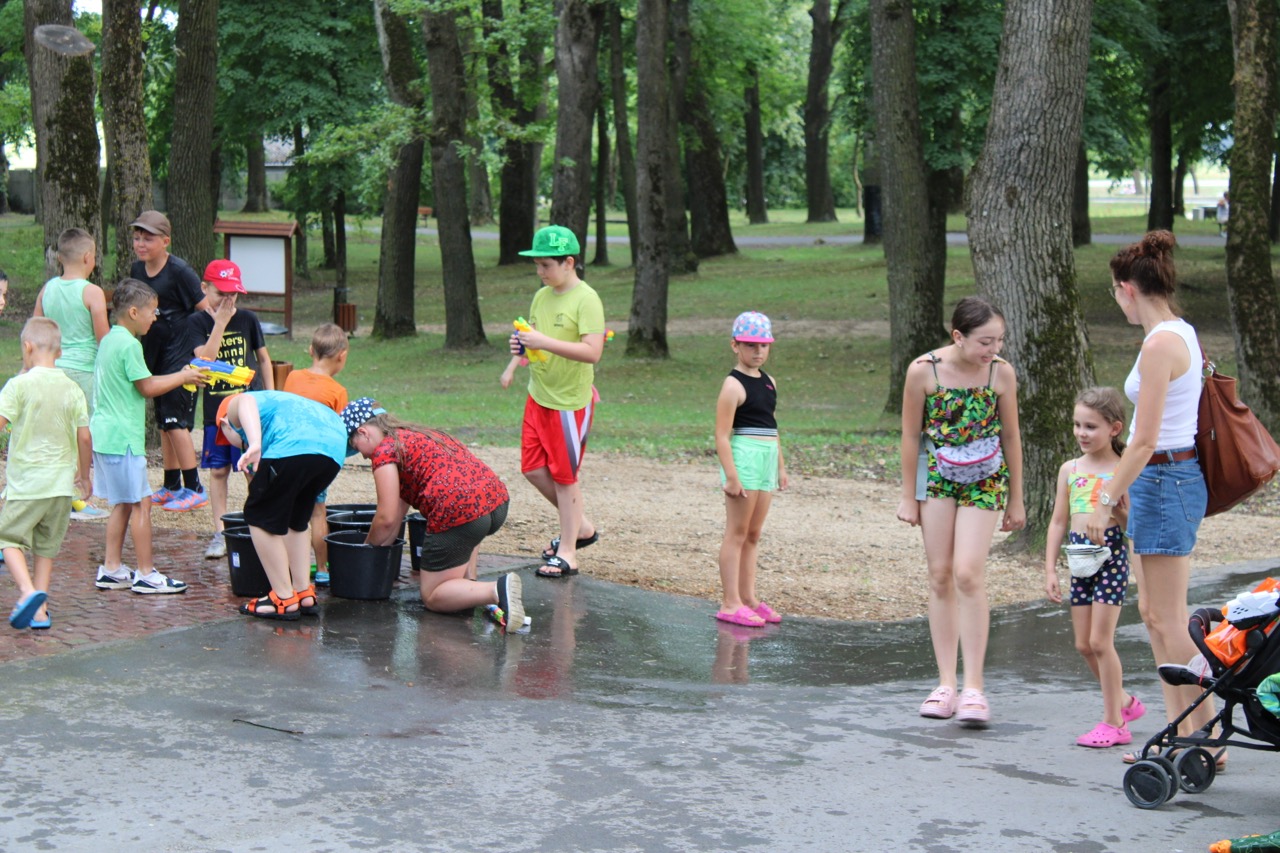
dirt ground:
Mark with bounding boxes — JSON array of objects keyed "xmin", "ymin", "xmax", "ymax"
[{"xmin": 138, "ymin": 445, "xmax": 1280, "ymax": 622}]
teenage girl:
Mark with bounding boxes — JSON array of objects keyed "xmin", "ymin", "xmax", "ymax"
[
  {"xmin": 897, "ymin": 296, "xmax": 1025, "ymax": 726},
  {"xmin": 714, "ymin": 311, "xmax": 787, "ymax": 627},
  {"xmin": 1044, "ymin": 387, "xmax": 1146, "ymax": 748}
]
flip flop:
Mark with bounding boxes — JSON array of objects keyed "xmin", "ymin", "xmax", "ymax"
[
  {"xmin": 919, "ymin": 685, "xmax": 957, "ymax": 719},
  {"xmin": 541, "ymin": 531, "xmax": 600, "ymax": 560},
  {"xmin": 29, "ymin": 611, "xmax": 51, "ymax": 630},
  {"xmin": 9, "ymin": 590, "xmax": 47, "ymax": 629},
  {"xmin": 536, "ymin": 556, "xmax": 579, "ymax": 579},
  {"xmin": 714, "ymin": 606, "xmax": 766, "ymax": 627}
]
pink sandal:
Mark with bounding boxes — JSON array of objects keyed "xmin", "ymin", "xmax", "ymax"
[
  {"xmin": 753, "ymin": 602, "xmax": 782, "ymax": 624},
  {"xmin": 1121, "ymin": 695, "xmax": 1146, "ymax": 723},
  {"xmin": 715, "ymin": 606, "xmax": 766, "ymax": 627},
  {"xmin": 1076, "ymin": 721, "xmax": 1132, "ymax": 748},
  {"xmin": 955, "ymin": 689, "xmax": 991, "ymax": 726},
  {"xmin": 919, "ymin": 686, "xmax": 957, "ymax": 719}
]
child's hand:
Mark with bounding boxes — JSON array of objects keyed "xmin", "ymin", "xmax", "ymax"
[
  {"xmin": 75, "ymin": 473, "xmax": 92, "ymax": 501},
  {"xmin": 778, "ymin": 469, "xmax": 789, "ymax": 492},
  {"xmin": 723, "ymin": 477, "xmax": 746, "ymax": 498},
  {"xmin": 237, "ymin": 444, "xmax": 261, "ymax": 474},
  {"xmin": 1001, "ymin": 498, "xmax": 1026, "ymax": 532},
  {"xmin": 213, "ymin": 296, "xmax": 236, "ymax": 324},
  {"xmin": 1045, "ymin": 571, "xmax": 1062, "ymax": 603},
  {"xmin": 180, "ymin": 366, "xmax": 209, "ymax": 387},
  {"xmin": 509, "ymin": 331, "xmax": 524, "ymax": 357},
  {"xmin": 500, "ymin": 366, "xmax": 515, "ymax": 389},
  {"xmin": 515, "ymin": 327, "xmax": 550, "ymax": 352},
  {"xmin": 896, "ymin": 496, "xmax": 920, "ymax": 526}
]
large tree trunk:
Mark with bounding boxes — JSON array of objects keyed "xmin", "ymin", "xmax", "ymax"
[
  {"xmin": 168, "ymin": 0, "xmax": 219, "ymax": 271},
  {"xmin": 334, "ymin": 188, "xmax": 347, "ymax": 292},
  {"xmin": 966, "ymin": 0, "xmax": 1094, "ymax": 538},
  {"xmin": 1146, "ymin": 34, "xmax": 1175, "ymax": 232},
  {"xmin": 422, "ymin": 5, "xmax": 486, "ymax": 349},
  {"xmin": 24, "ymin": 0, "xmax": 102, "ymax": 278},
  {"xmin": 1270, "ymin": 144, "xmax": 1280, "ymax": 244},
  {"xmin": 1072, "ymin": 141, "xmax": 1092, "ymax": 246},
  {"xmin": 871, "ymin": 0, "xmax": 945, "ymax": 415},
  {"xmin": 862, "ymin": 139, "xmax": 883, "ymax": 244},
  {"xmin": 462, "ymin": 25, "xmax": 493, "ymax": 227},
  {"xmin": 0, "ymin": 143, "xmax": 10, "ymax": 216},
  {"xmin": 686, "ymin": 76, "xmax": 737, "ymax": 258},
  {"xmin": 592, "ymin": 101, "xmax": 610, "ymax": 266},
  {"xmin": 291, "ymin": 124, "xmax": 309, "ymax": 279},
  {"xmin": 804, "ymin": 0, "xmax": 838, "ymax": 223},
  {"xmin": 102, "ymin": 0, "xmax": 153, "ymax": 285},
  {"xmin": 607, "ymin": 2, "xmax": 639, "ymax": 261},
  {"xmin": 665, "ymin": 0, "xmax": 696, "ymax": 273},
  {"xmin": 1172, "ymin": 151, "xmax": 1187, "ymax": 216},
  {"xmin": 628, "ymin": 0, "xmax": 670, "ymax": 359},
  {"xmin": 549, "ymin": 0, "xmax": 604, "ymax": 242},
  {"xmin": 744, "ymin": 64, "xmax": 768, "ymax": 225},
  {"xmin": 372, "ymin": 0, "xmax": 423, "ymax": 338},
  {"xmin": 1225, "ymin": 0, "xmax": 1280, "ymax": 430},
  {"xmin": 242, "ymin": 134, "xmax": 268, "ymax": 212}
]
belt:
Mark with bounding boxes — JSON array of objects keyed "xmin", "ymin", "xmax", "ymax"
[{"xmin": 1147, "ymin": 449, "xmax": 1197, "ymax": 466}]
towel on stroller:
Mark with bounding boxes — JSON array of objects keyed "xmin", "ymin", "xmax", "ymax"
[{"xmin": 1201, "ymin": 578, "xmax": 1280, "ymax": 671}]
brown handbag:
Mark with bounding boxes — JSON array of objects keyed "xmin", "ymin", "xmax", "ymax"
[{"xmin": 1196, "ymin": 347, "xmax": 1280, "ymax": 516}]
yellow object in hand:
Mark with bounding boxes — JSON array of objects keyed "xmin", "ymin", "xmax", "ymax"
[
  {"xmin": 183, "ymin": 358, "xmax": 257, "ymax": 392},
  {"xmin": 513, "ymin": 317, "xmax": 548, "ymax": 362}
]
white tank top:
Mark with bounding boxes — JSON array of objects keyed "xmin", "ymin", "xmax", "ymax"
[{"xmin": 1124, "ymin": 318, "xmax": 1201, "ymax": 449}]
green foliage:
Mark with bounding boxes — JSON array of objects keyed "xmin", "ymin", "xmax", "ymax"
[
  {"xmin": 0, "ymin": 2, "xmax": 31, "ymax": 151},
  {"xmin": 141, "ymin": 9, "xmax": 178, "ymax": 185}
]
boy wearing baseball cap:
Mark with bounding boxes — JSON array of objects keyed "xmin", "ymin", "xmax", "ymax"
[{"xmin": 182, "ymin": 259, "xmax": 273, "ymax": 558}]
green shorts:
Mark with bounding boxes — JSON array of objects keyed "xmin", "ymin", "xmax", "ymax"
[
  {"xmin": 61, "ymin": 367, "xmax": 95, "ymax": 418},
  {"xmin": 720, "ymin": 435, "xmax": 780, "ymax": 492},
  {"xmin": 0, "ymin": 496, "xmax": 73, "ymax": 558}
]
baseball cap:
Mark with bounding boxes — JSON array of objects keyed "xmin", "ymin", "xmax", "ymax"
[
  {"xmin": 204, "ymin": 259, "xmax": 246, "ymax": 294},
  {"xmin": 732, "ymin": 311, "xmax": 774, "ymax": 343},
  {"xmin": 340, "ymin": 397, "xmax": 387, "ymax": 435},
  {"xmin": 130, "ymin": 210, "xmax": 171, "ymax": 237},
  {"xmin": 518, "ymin": 225, "xmax": 581, "ymax": 257}
]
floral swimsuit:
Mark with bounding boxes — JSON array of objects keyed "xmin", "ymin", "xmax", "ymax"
[{"xmin": 921, "ymin": 353, "xmax": 1008, "ymax": 510}]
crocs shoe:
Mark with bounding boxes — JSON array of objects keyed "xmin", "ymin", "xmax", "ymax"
[
  {"xmin": 150, "ymin": 487, "xmax": 180, "ymax": 505},
  {"xmin": 1076, "ymin": 721, "xmax": 1132, "ymax": 748},
  {"xmin": 1121, "ymin": 695, "xmax": 1146, "ymax": 724},
  {"xmin": 161, "ymin": 488, "xmax": 209, "ymax": 512},
  {"xmin": 955, "ymin": 689, "xmax": 991, "ymax": 726}
]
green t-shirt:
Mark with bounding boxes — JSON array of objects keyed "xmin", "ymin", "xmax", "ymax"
[
  {"xmin": 41, "ymin": 277, "xmax": 98, "ymax": 373},
  {"xmin": 526, "ymin": 281, "xmax": 605, "ymax": 410},
  {"xmin": 90, "ymin": 324, "xmax": 152, "ymax": 456},
  {"xmin": 0, "ymin": 367, "xmax": 88, "ymax": 499}
]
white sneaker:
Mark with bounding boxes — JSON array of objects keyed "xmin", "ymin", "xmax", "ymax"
[
  {"xmin": 131, "ymin": 571, "xmax": 188, "ymax": 595},
  {"xmin": 204, "ymin": 532, "xmax": 227, "ymax": 560},
  {"xmin": 95, "ymin": 565, "xmax": 134, "ymax": 590},
  {"xmin": 71, "ymin": 503, "xmax": 110, "ymax": 520}
]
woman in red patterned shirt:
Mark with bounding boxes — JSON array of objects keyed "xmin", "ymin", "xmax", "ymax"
[{"xmin": 342, "ymin": 398, "xmax": 524, "ymax": 631}]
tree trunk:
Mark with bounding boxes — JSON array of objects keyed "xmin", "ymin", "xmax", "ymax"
[
  {"xmin": 372, "ymin": 0, "xmax": 422, "ymax": 337},
  {"xmin": 1172, "ymin": 151, "xmax": 1187, "ymax": 216},
  {"xmin": 291, "ymin": 124, "xmax": 309, "ymax": 279},
  {"xmin": 24, "ymin": 0, "xmax": 102, "ymax": 278},
  {"xmin": 628, "ymin": 0, "xmax": 670, "ymax": 359},
  {"xmin": 1146, "ymin": 39, "xmax": 1174, "ymax": 232},
  {"xmin": 665, "ymin": 0, "xmax": 696, "ymax": 273},
  {"xmin": 422, "ymin": 5, "xmax": 486, "ymax": 349},
  {"xmin": 1225, "ymin": 0, "xmax": 1280, "ymax": 430},
  {"xmin": 862, "ymin": 138, "xmax": 883, "ymax": 244},
  {"xmin": 744, "ymin": 64, "xmax": 768, "ymax": 225},
  {"xmin": 102, "ymin": 0, "xmax": 153, "ymax": 285},
  {"xmin": 607, "ymin": 1, "xmax": 639, "ymax": 262},
  {"xmin": 334, "ymin": 188, "xmax": 347, "ymax": 291},
  {"xmin": 461, "ymin": 23, "xmax": 493, "ymax": 228},
  {"xmin": 1270, "ymin": 145, "xmax": 1280, "ymax": 244},
  {"xmin": 1072, "ymin": 141, "xmax": 1092, "ymax": 247},
  {"xmin": 966, "ymin": 0, "xmax": 1094, "ymax": 540},
  {"xmin": 592, "ymin": 101, "xmax": 610, "ymax": 266},
  {"xmin": 871, "ymin": 0, "xmax": 945, "ymax": 415},
  {"xmin": 805, "ymin": 0, "xmax": 838, "ymax": 223},
  {"xmin": 242, "ymin": 134, "xmax": 269, "ymax": 212},
  {"xmin": 0, "ymin": 143, "xmax": 9, "ymax": 216},
  {"xmin": 685, "ymin": 74, "xmax": 737, "ymax": 258},
  {"xmin": 320, "ymin": 205, "xmax": 336, "ymax": 269},
  {"xmin": 168, "ymin": 0, "xmax": 219, "ymax": 271},
  {"xmin": 549, "ymin": 0, "xmax": 604, "ymax": 243}
]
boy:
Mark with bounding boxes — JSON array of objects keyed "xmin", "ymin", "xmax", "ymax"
[
  {"xmin": 183, "ymin": 259, "xmax": 273, "ymax": 559},
  {"xmin": 502, "ymin": 225, "xmax": 605, "ymax": 578},
  {"xmin": 281, "ymin": 323, "xmax": 349, "ymax": 582},
  {"xmin": 129, "ymin": 210, "xmax": 209, "ymax": 512},
  {"xmin": 33, "ymin": 228, "xmax": 111, "ymax": 520},
  {"xmin": 0, "ymin": 318, "xmax": 92, "ymax": 629},
  {"xmin": 91, "ymin": 279, "xmax": 206, "ymax": 594}
]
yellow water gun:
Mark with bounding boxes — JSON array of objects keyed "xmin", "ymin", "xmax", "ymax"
[
  {"xmin": 184, "ymin": 358, "xmax": 256, "ymax": 392},
  {"xmin": 512, "ymin": 317, "xmax": 548, "ymax": 363}
]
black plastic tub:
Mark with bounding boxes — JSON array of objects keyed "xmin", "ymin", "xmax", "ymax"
[
  {"xmin": 326, "ymin": 503, "xmax": 376, "ymax": 517},
  {"xmin": 407, "ymin": 513, "xmax": 427, "ymax": 572},
  {"xmin": 329, "ymin": 510, "xmax": 406, "ymax": 540},
  {"xmin": 325, "ymin": 530, "xmax": 404, "ymax": 600},
  {"xmin": 223, "ymin": 526, "xmax": 271, "ymax": 598},
  {"xmin": 220, "ymin": 511, "xmax": 245, "ymax": 529}
]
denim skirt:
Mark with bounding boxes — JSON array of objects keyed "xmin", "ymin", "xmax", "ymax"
[{"xmin": 1126, "ymin": 449, "xmax": 1207, "ymax": 557}]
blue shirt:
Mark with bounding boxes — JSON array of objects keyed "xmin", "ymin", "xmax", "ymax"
[{"xmin": 235, "ymin": 391, "xmax": 347, "ymax": 467}]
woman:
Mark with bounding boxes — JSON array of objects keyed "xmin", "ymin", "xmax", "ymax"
[{"xmin": 1086, "ymin": 230, "xmax": 1214, "ymax": 764}]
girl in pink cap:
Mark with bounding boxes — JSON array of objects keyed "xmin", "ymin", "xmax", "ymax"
[{"xmin": 714, "ymin": 311, "xmax": 788, "ymax": 627}]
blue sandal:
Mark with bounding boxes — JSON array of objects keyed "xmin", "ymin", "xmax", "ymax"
[{"xmin": 9, "ymin": 591, "xmax": 47, "ymax": 629}]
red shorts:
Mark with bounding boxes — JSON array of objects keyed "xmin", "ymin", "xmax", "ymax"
[{"xmin": 521, "ymin": 396, "xmax": 594, "ymax": 485}]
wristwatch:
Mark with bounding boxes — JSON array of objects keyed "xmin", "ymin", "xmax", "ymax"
[{"xmin": 1099, "ymin": 491, "xmax": 1114, "ymax": 508}]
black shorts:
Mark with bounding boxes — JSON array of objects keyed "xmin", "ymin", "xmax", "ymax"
[
  {"xmin": 244, "ymin": 455, "xmax": 341, "ymax": 535},
  {"xmin": 421, "ymin": 501, "xmax": 509, "ymax": 572},
  {"xmin": 155, "ymin": 387, "xmax": 197, "ymax": 432}
]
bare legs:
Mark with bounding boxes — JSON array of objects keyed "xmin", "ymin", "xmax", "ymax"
[
  {"xmin": 208, "ymin": 466, "xmax": 230, "ymax": 532},
  {"xmin": 417, "ymin": 545, "xmax": 501, "ymax": 613},
  {"xmin": 1070, "ymin": 602, "xmax": 1130, "ymax": 727},
  {"xmin": 105, "ymin": 500, "xmax": 154, "ymax": 571},
  {"xmin": 523, "ymin": 466, "xmax": 594, "ymax": 571},
  {"xmin": 4, "ymin": 549, "xmax": 53, "ymax": 621},
  {"xmin": 718, "ymin": 490, "xmax": 773, "ymax": 613},
  {"xmin": 249, "ymin": 526, "xmax": 313, "ymax": 612},
  {"xmin": 920, "ymin": 500, "xmax": 998, "ymax": 693},
  {"xmin": 159, "ymin": 429, "xmax": 197, "ymax": 473}
]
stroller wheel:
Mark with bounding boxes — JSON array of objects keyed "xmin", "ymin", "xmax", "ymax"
[
  {"xmin": 1124, "ymin": 760, "xmax": 1174, "ymax": 809},
  {"xmin": 1174, "ymin": 747, "xmax": 1217, "ymax": 794}
]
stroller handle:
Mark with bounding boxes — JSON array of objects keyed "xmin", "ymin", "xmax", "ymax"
[{"xmin": 1189, "ymin": 607, "xmax": 1223, "ymax": 672}]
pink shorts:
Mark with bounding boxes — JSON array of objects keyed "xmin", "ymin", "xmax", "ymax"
[{"xmin": 521, "ymin": 396, "xmax": 594, "ymax": 485}]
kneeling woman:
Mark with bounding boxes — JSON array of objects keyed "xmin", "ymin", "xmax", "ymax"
[
  {"xmin": 342, "ymin": 398, "xmax": 524, "ymax": 631},
  {"xmin": 217, "ymin": 391, "xmax": 347, "ymax": 620}
]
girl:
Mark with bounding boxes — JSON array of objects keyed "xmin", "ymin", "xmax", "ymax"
[
  {"xmin": 714, "ymin": 311, "xmax": 787, "ymax": 627},
  {"xmin": 1044, "ymin": 387, "xmax": 1146, "ymax": 748},
  {"xmin": 897, "ymin": 296, "xmax": 1025, "ymax": 725}
]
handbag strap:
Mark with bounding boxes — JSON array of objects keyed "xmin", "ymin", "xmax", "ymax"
[{"xmin": 1199, "ymin": 342, "xmax": 1215, "ymax": 377}]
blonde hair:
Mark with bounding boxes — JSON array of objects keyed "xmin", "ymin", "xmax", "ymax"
[
  {"xmin": 21, "ymin": 316, "xmax": 61, "ymax": 352},
  {"xmin": 56, "ymin": 228, "xmax": 95, "ymax": 264},
  {"xmin": 310, "ymin": 323, "xmax": 349, "ymax": 359},
  {"xmin": 1076, "ymin": 386, "xmax": 1127, "ymax": 457}
]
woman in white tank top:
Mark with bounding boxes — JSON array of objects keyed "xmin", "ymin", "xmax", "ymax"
[{"xmin": 1087, "ymin": 230, "xmax": 1214, "ymax": 764}]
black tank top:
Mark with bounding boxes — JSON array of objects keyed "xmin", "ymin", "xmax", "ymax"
[{"xmin": 731, "ymin": 369, "xmax": 778, "ymax": 436}]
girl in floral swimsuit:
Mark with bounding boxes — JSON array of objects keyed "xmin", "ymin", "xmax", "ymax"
[{"xmin": 897, "ymin": 297, "xmax": 1025, "ymax": 727}]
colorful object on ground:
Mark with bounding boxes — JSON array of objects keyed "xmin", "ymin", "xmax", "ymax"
[
  {"xmin": 1210, "ymin": 830, "xmax": 1280, "ymax": 852},
  {"xmin": 605, "ymin": 329, "xmax": 615, "ymax": 343},
  {"xmin": 512, "ymin": 318, "xmax": 547, "ymax": 362},
  {"xmin": 183, "ymin": 358, "xmax": 256, "ymax": 392}
]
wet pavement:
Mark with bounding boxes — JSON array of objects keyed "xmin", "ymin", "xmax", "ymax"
[{"xmin": 1, "ymin": 522, "xmax": 1279, "ymax": 851}]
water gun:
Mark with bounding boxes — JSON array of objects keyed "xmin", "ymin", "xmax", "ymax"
[
  {"xmin": 1210, "ymin": 831, "xmax": 1280, "ymax": 852},
  {"xmin": 512, "ymin": 317, "xmax": 548, "ymax": 362},
  {"xmin": 183, "ymin": 358, "xmax": 256, "ymax": 392}
]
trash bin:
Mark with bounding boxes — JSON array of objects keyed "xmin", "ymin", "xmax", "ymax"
[
  {"xmin": 325, "ymin": 530, "xmax": 403, "ymax": 600},
  {"xmin": 223, "ymin": 525, "xmax": 272, "ymax": 598},
  {"xmin": 407, "ymin": 512, "xmax": 427, "ymax": 572}
]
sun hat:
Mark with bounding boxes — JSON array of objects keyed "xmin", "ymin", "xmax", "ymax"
[
  {"xmin": 203, "ymin": 259, "xmax": 246, "ymax": 294},
  {"xmin": 518, "ymin": 225, "xmax": 581, "ymax": 257},
  {"xmin": 130, "ymin": 210, "xmax": 171, "ymax": 237},
  {"xmin": 340, "ymin": 397, "xmax": 387, "ymax": 435},
  {"xmin": 732, "ymin": 311, "xmax": 774, "ymax": 343}
]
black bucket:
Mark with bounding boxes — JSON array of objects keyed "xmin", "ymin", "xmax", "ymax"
[
  {"xmin": 407, "ymin": 513, "xmax": 427, "ymax": 572},
  {"xmin": 326, "ymin": 503, "xmax": 376, "ymax": 517},
  {"xmin": 329, "ymin": 510, "xmax": 406, "ymax": 540},
  {"xmin": 324, "ymin": 530, "xmax": 403, "ymax": 600},
  {"xmin": 220, "ymin": 511, "xmax": 245, "ymax": 529},
  {"xmin": 223, "ymin": 526, "xmax": 271, "ymax": 597}
]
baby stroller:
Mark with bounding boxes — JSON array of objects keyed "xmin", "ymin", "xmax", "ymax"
[{"xmin": 1123, "ymin": 580, "xmax": 1280, "ymax": 809}]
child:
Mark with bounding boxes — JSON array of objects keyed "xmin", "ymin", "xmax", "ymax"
[
  {"xmin": 184, "ymin": 259, "xmax": 273, "ymax": 559},
  {"xmin": 1044, "ymin": 387, "xmax": 1146, "ymax": 748},
  {"xmin": 129, "ymin": 210, "xmax": 209, "ymax": 512},
  {"xmin": 90, "ymin": 279, "xmax": 206, "ymax": 594},
  {"xmin": 0, "ymin": 318, "xmax": 92, "ymax": 629},
  {"xmin": 216, "ymin": 391, "xmax": 347, "ymax": 620},
  {"xmin": 0, "ymin": 268, "xmax": 7, "ymax": 315},
  {"xmin": 33, "ymin": 228, "xmax": 111, "ymax": 520},
  {"xmin": 343, "ymin": 398, "xmax": 524, "ymax": 631},
  {"xmin": 282, "ymin": 323, "xmax": 349, "ymax": 584},
  {"xmin": 714, "ymin": 311, "xmax": 787, "ymax": 627},
  {"xmin": 502, "ymin": 225, "xmax": 605, "ymax": 579},
  {"xmin": 897, "ymin": 296, "xmax": 1025, "ymax": 726}
]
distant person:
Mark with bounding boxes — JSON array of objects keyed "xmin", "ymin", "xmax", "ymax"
[
  {"xmin": 129, "ymin": 210, "xmax": 209, "ymax": 512},
  {"xmin": 501, "ymin": 225, "xmax": 605, "ymax": 579},
  {"xmin": 90, "ymin": 279, "xmax": 205, "ymax": 594},
  {"xmin": 713, "ymin": 311, "xmax": 787, "ymax": 627},
  {"xmin": 0, "ymin": 318, "xmax": 92, "ymax": 629},
  {"xmin": 897, "ymin": 296, "xmax": 1026, "ymax": 727},
  {"xmin": 0, "ymin": 268, "xmax": 7, "ymax": 315},
  {"xmin": 1044, "ymin": 387, "xmax": 1145, "ymax": 748},
  {"xmin": 1216, "ymin": 192, "xmax": 1229, "ymax": 237},
  {"xmin": 282, "ymin": 323, "xmax": 350, "ymax": 585}
]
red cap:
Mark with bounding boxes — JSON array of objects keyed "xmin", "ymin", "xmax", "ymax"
[
  {"xmin": 214, "ymin": 395, "xmax": 235, "ymax": 445},
  {"xmin": 203, "ymin": 259, "xmax": 245, "ymax": 293}
]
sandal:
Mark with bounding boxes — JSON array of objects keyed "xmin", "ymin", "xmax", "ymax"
[
  {"xmin": 541, "ymin": 531, "xmax": 599, "ymax": 560},
  {"xmin": 919, "ymin": 686, "xmax": 958, "ymax": 719},
  {"xmin": 1123, "ymin": 746, "xmax": 1227, "ymax": 771},
  {"xmin": 1076, "ymin": 721, "xmax": 1132, "ymax": 748},
  {"xmin": 239, "ymin": 589, "xmax": 301, "ymax": 621},
  {"xmin": 715, "ymin": 606, "xmax": 766, "ymax": 627},
  {"xmin": 536, "ymin": 555, "xmax": 579, "ymax": 579},
  {"xmin": 752, "ymin": 602, "xmax": 782, "ymax": 624},
  {"xmin": 955, "ymin": 689, "xmax": 991, "ymax": 726},
  {"xmin": 297, "ymin": 584, "xmax": 319, "ymax": 616},
  {"xmin": 1121, "ymin": 694, "xmax": 1146, "ymax": 723}
]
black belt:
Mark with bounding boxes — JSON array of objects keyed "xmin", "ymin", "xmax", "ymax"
[{"xmin": 1147, "ymin": 449, "xmax": 1196, "ymax": 466}]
